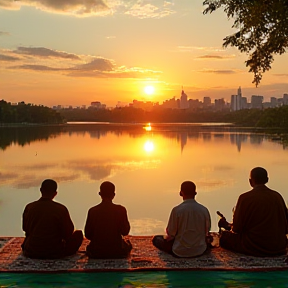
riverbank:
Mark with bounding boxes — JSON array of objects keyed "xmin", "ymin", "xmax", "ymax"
[{"xmin": 1, "ymin": 235, "xmax": 287, "ymax": 273}]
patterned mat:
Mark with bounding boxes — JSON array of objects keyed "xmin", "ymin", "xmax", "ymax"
[{"xmin": 0, "ymin": 236, "xmax": 287, "ymax": 272}]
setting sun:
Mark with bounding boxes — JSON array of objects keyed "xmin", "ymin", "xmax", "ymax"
[{"xmin": 144, "ymin": 86, "xmax": 155, "ymax": 95}]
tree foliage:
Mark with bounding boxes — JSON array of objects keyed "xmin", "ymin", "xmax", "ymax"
[
  {"xmin": 59, "ymin": 105, "xmax": 288, "ymax": 129},
  {"xmin": 203, "ymin": 0, "xmax": 288, "ymax": 86},
  {"xmin": 0, "ymin": 100, "xmax": 64, "ymax": 124}
]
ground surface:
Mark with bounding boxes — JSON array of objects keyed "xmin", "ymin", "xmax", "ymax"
[{"xmin": 0, "ymin": 235, "xmax": 287, "ymax": 272}]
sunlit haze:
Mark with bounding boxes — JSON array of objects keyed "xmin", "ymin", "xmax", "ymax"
[
  {"xmin": 144, "ymin": 86, "xmax": 155, "ymax": 95},
  {"xmin": 1, "ymin": 1, "xmax": 287, "ymax": 107}
]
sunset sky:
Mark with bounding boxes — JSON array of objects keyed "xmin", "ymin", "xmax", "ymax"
[{"xmin": 1, "ymin": 0, "xmax": 288, "ymax": 107}]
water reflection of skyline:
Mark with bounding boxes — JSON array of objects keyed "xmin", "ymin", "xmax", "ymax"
[
  {"xmin": 0, "ymin": 125, "xmax": 279, "ymax": 153},
  {"xmin": 2, "ymin": 124, "xmax": 288, "ymax": 236}
]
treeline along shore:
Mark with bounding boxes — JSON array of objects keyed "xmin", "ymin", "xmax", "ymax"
[{"xmin": 1, "ymin": 99, "xmax": 288, "ymax": 129}]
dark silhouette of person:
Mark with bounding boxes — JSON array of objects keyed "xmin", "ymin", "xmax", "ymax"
[
  {"xmin": 22, "ymin": 179, "xmax": 83, "ymax": 259},
  {"xmin": 152, "ymin": 181, "xmax": 211, "ymax": 257},
  {"xmin": 219, "ymin": 167, "xmax": 288, "ymax": 256},
  {"xmin": 84, "ymin": 181, "xmax": 132, "ymax": 258}
]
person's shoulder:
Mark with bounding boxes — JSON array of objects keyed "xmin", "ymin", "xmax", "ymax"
[
  {"xmin": 198, "ymin": 201, "xmax": 209, "ymax": 209},
  {"xmin": 113, "ymin": 203, "xmax": 127, "ymax": 212},
  {"xmin": 24, "ymin": 200, "xmax": 38, "ymax": 209},
  {"xmin": 88, "ymin": 203, "xmax": 101, "ymax": 212},
  {"xmin": 172, "ymin": 202, "xmax": 183, "ymax": 211},
  {"xmin": 267, "ymin": 188, "xmax": 285, "ymax": 199},
  {"xmin": 238, "ymin": 189, "xmax": 253, "ymax": 199},
  {"xmin": 52, "ymin": 201, "xmax": 69, "ymax": 211},
  {"xmin": 195, "ymin": 201, "xmax": 210, "ymax": 212}
]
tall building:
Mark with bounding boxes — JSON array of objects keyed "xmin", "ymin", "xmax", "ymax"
[
  {"xmin": 214, "ymin": 98, "xmax": 225, "ymax": 111},
  {"xmin": 180, "ymin": 88, "xmax": 189, "ymax": 109},
  {"xmin": 162, "ymin": 97, "xmax": 178, "ymax": 109},
  {"xmin": 251, "ymin": 95, "xmax": 263, "ymax": 109},
  {"xmin": 91, "ymin": 101, "xmax": 102, "ymax": 108},
  {"xmin": 270, "ymin": 97, "xmax": 277, "ymax": 108},
  {"xmin": 230, "ymin": 87, "xmax": 242, "ymax": 111},
  {"xmin": 203, "ymin": 96, "xmax": 211, "ymax": 107},
  {"xmin": 241, "ymin": 97, "xmax": 248, "ymax": 109},
  {"xmin": 188, "ymin": 99, "xmax": 200, "ymax": 110}
]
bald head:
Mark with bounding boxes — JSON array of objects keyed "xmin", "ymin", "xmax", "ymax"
[
  {"xmin": 180, "ymin": 181, "xmax": 197, "ymax": 198},
  {"xmin": 99, "ymin": 181, "xmax": 115, "ymax": 199},
  {"xmin": 40, "ymin": 179, "xmax": 57, "ymax": 199},
  {"xmin": 250, "ymin": 167, "xmax": 268, "ymax": 185}
]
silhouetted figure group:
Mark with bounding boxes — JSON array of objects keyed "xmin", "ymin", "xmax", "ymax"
[{"xmin": 21, "ymin": 167, "xmax": 288, "ymax": 259}]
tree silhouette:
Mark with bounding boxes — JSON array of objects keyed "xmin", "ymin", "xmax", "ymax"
[{"xmin": 203, "ymin": 0, "xmax": 288, "ymax": 86}]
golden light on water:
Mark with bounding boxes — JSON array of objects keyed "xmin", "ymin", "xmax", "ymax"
[
  {"xmin": 144, "ymin": 140, "xmax": 154, "ymax": 153},
  {"xmin": 143, "ymin": 123, "xmax": 152, "ymax": 131}
]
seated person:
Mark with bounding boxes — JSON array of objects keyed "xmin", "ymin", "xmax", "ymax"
[
  {"xmin": 22, "ymin": 179, "xmax": 83, "ymax": 259},
  {"xmin": 84, "ymin": 181, "xmax": 132, "ymax": 258},
  {"xmin": 152, "ymin": 181, "xmax": 211, "ymax": 257},
  {"xmin": 219, "ymin": 167, "xmax": 288, "ymax": 256}
]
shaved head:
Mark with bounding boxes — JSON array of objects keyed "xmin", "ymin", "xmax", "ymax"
[{"xmin": 250, "ymin": 167, "xmax": 268, "ymax": 185}]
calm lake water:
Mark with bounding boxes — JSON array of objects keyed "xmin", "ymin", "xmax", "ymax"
[{"xmin": 1, "ymin": 123, "xmax": 288, "ymax": 237}]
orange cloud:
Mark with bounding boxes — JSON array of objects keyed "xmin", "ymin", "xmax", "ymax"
[{"xmin": 5, "ymin": 46, "xmax": 161, "ymax": 79}]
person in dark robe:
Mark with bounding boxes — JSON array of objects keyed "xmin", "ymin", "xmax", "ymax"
[
  {"xmin": 22, "ymin": 179, "xmax": 83, "ymax": 259},
  {"xmin": 219, "ymin": 167, "xmax": 288, "ymax": 256},
  {"xmin": 84, "ymin": 181, "xmax": 132, "ymax": 258}
]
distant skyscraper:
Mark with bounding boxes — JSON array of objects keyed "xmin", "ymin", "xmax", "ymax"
[
  {"xmin": 231, "ymin": 86, "xmax": 242, "ymax": 111},
  {"xmin": 251, "ymin": 95, "xmax": 263, "ymax": 109},
  {"xmin": 180, "ymin": 88, "xmax": 189, "ymax": 109},
  {"xmin": 237, "ymin": 86, "xmax": 242, "ymax": 98},
  {"xmin": 162, "ymin": 97, "xmax": 178, "ymax": 109},
  {"xmin": 214, "ymin": 98, "xmax": 225, "ymax": 111},
  {"xmin": 203, "ymin": 96, "xmax": 211, "ymax": 107},
  {"xmin": 270, "ymin": 97, "xmax": 277, "ymax": 108},
  {"xmin": 241, "ymin": 97, "xmax": 248, "ymax": 109}
]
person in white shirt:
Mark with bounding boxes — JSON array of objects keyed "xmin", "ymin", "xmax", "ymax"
[{"xmin": 152, "ymin": 181, "xmax": 211, "ymax": 257}]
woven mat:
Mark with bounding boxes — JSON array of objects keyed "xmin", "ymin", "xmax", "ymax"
[{"xmin": 0, "ymin": 236, "xmax": 287, "ymax": 272}]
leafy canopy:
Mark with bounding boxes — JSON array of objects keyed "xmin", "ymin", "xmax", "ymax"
[{"xmin": 203, "ymin": 0, "xmax": 288, "ymax": 86}]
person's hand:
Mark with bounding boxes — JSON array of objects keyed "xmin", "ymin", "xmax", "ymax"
[
  {"xmin": 218, "ymin": 217, "xmax": 232, "ymax": 231},
  {"xmin": 164, "ymin": 235, "xmax": 174, "ymax": 242}
]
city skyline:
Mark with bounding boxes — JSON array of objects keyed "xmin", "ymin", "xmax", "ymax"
[
  {"xmin": 5, "ymin": 86, "xmax": 288, "ymax": 110},
  {"xmin": 54, "ymin": 87, "xmax": 288, "ymax": 109},
  {"xmin": 1, "ymin": 1, "xmax": 288, "ymax": 107}
]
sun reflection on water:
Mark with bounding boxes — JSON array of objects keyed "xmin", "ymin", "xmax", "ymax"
[
  {"xmin": 143, "ymin": 123, "xmax": 152, "ymax": 131},
  {"xmin": 144, "ymin": 140, "xmax": 154, "ymax": 153}
]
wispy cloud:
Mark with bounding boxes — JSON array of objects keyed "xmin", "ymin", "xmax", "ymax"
[
  {"xmin": 0, "ymin": 54, "xmax": 20, "ymax": 61},
  {"xmin": 0, "ymin": 0, "xmax": 176, "ymax": 18},
  {"xmin": 5, "ymin": 46, "xmax": 161, "ymax": 79},
  {"xmin": 124, "ymin": 2, "xmax": 175, "ymax": 19},
  {"xmin": 0, "ymin": 0, "xmax": 109, "ymax": 16},
  {"xmin": 11, "ymin": 64, "xmax": 61, "ymax": 71},
  {"xmin": 195, "ymin": 54, "xmax": 236, "ymax": 60},
  {"xmin": 178, "ymin": 46, "xmax": 226, "ymax": 53},
  {"xmin": 73, "ymin": 58, "xmax": 114, "ymax": 71},
  {"xmin": 67, "ymin": 66, "xmax": 161, "ymax": 78},
  {"xmin": 273, "ymin": 74, "xmax": 288, "ymax": 77},
  {"xmin": 14, "ymin": 47, "xmax": 81, "ymax": 60},
  {"xmin": 198, "ymin": 69, "xmax": 240, "ymax": 74}
]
